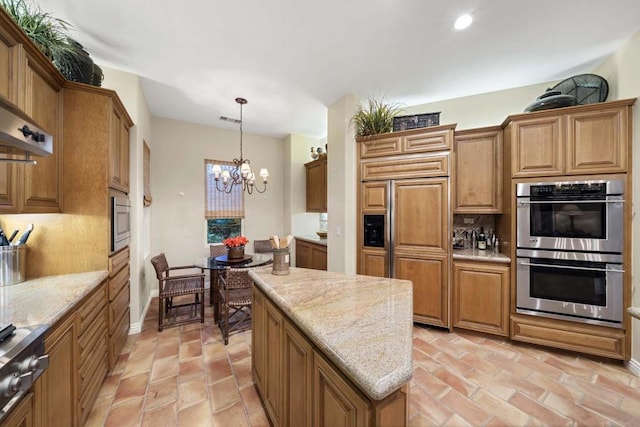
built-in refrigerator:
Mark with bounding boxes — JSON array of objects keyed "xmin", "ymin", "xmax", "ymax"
[{"xmin": 360, "ymin": 177, "xmax": 451, "ymax": 328}]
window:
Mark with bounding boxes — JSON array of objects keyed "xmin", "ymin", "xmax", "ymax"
[{"xmin": 205, "ymin": 159, "xmax": 244, "ymax": 244}]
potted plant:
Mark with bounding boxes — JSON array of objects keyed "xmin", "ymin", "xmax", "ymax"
[
  {"xmin": 0, "ymin": 0, "xmax": 103, "ymax": 86},
  {"xmin": 352, "ymin": 96, "xmax": 402, "ymax": 137},
  {"xmin": 223, "ymin": 235, "xmax": 249, "ymax": 259}
]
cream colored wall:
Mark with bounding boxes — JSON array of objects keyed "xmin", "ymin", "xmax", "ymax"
[
  {"xmin": 150, "ymin": 117, "xmax": 285, "ymax": 269},
  {"xmin": 285, "ymin": 134, "xmax": 324, "ymax": 266},
  {"xmin": 327, "ymin": 94, "xmax": 358, "ymax": 274},
  {"xmin": 101, "ymin": 67, "xmax": 153, "ymax": 330},
  {"xmin": 594, "ymin": 30, "xmax": 640, "ymax": 367},
  {"xmin": 402, "ymin": 81, "xmax": 556, "ymax": 130}
]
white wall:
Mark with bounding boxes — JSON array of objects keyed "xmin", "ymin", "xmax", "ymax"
[
  {"xmin": 594, "ymin": 30, "xmax": 640, "ymax": 369},
  {"xmin": 402, "ymin": 81, "xmax": 555, "ymax": 131},
  {"xmin": 150, "ymin": 117, "xmax": 285, "ymax": 270},
  {"xmin": 101, "ymin": 67, "xmax": 153, "ymax": 331},
  {"xmin": 327, "ymin": 94, "xmax": 358, "ymax": 274},
  {"xmin": 284, "ymin": 134, "xmax": 324, "ymax": 265}
]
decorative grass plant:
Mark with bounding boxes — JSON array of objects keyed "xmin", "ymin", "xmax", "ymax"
[
  {"xmin": 0, "ymin": 0, "xmax": 103, "ymax": 86},
  {"xmin": 352, "ymin": 97, "xmax": 402, "ymax": 137}
]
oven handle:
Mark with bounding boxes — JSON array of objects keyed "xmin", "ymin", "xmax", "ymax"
[
  {"xmin": 518, "ymin": 199, "xmax": 625, "ymax": 205},
  {"xmin": 519, "ymin": 261, "xmax": 624, "ymax": 273}
]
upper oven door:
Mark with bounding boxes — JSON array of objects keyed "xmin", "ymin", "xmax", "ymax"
[{"xmin": 516, "ymin": 180, "xmax": 624, "ymax": 253}]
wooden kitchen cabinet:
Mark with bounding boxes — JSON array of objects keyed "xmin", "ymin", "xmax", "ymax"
[
  {"xmin": 511, "ymin": 313, "xmax": 627, "ymax": 360},
  {"xmin": 252, "ymin": 285, "xmax": 409, "ymax": 427},
  {"xmin": 34, "ymin": 313, "xmax": 78, "ymax": 427},
  {"xmin": 33, "ymin": 280, "xmax": 109, "ymax": 427},
  {"xmin": 265, "ymin": 298, "xmax": 284, "ymax": 426},
  {"xmin": 393, "ymin": 177, "xmax": 450, "ymax": 328},
  {"xmin": 358, "ymin": 125, "xmax": 454, "ymax": 159},
  {"xmin": 506, "ymin": 99, "xmax": 633, "ymax": 178},
  {"xmin": 3, "ymin": 391, "xmax": 34, "ymax": 427},
  {"xmin": 252, "ymin": 286, "xmax": 267, "ymax": 398},
  {"xmin": 0, "ymin": 9, "xmax": 66, "ymax": 214},
  {"xmin": 452, "ymin": 261, "xmax": 510, "ymax": 336},
  {"xmin": 0, "ymin": 51, "xmax": 64, "ymax": 214},
  {"xmin": 453, "ymin": 126, "xmax": 503, "ymax": 213},
  {"xmin": 109, "ymin": 106, "xmax": 131, "ymax": 193},
  {"xmin": 295, "ymin": 239, "xmax": 327, "ymax": 271},
  {"xmin": 283, "ymin": 321, "xmax": 313, "ymax": 427},
  {"xmin": 305, "ymin": 157, "xmax": 327, "ymax": 212},
  {"xmin": 313, "ymin": 350, "xmax": 369, "ymax": 427},
  {"xmin": 108, "ymin": 247, "xmax": 130, "ymax": 368}
]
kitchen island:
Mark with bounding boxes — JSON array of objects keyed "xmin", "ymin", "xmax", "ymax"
[{"xmin": 249, "ymin": 267, "xmax": 413, "ymax": 427}]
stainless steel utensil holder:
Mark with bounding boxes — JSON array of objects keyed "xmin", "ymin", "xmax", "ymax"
[{"xmin": 0, "ymin": 245, "xmax": 26, "ymax": 286}]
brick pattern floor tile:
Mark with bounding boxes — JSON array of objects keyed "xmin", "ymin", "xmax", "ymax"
[{"xmin": 88, "ymin": 300, "xmax": 640, "ymax": 426}]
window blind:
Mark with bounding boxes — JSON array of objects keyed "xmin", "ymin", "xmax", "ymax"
[{"xmin": 204, "ymin": 159, "xmax": 244, "ymax": 219}]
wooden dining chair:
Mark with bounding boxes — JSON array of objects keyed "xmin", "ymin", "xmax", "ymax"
[
  {"xmin": 217, "ymin": 266, "xmax": 254, "ymax": 344},
  {"xmin": 207, "ymin": 244, "xmax": 228, "ymax": 309},
  {"xmin": 253, "ymin": 239, "xmax": 274, "ymax": 254},
  {"xmin": 150, "ymin": 253, "xmax": 205, "ymax": 331}
]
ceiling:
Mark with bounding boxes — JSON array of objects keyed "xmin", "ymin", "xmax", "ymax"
[{"xmin": 35, "ymin": 0, "xmax": 640, "ymax": 139}]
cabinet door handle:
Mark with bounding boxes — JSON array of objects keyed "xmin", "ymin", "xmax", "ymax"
[{"xmin": 519, "ymin": 261, "xmax": 624, "ymax": 273}]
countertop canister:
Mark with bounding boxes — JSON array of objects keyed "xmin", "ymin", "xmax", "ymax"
[
  {"xmin": 0, "ymin": 245, "xmax": 27, "ymax": 286},
  {"xmin": 272, "ymin": 247, "xmax": 290, "ymax": 275}
]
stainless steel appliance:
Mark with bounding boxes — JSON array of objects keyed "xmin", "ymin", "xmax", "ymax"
[
  {"xmin": 111, "ymin": 196, "xmax": 131, "ymax": 253},
  {"xmin": 0, "ymin": 103, "xmax": 53, "ymax": 158},
  {"xmin": 516, "ymin": 178, "xmax": 625, "ymax": 327},
  {"xmin": 516, "ymin": 179, "xmax": 624, "ymax": 253},
  {"xmin": 0, "ymin": 323, "xmax": 49, "ymax": 422},
  {"xmin": 516, "ymin": 249, "xmax": 623, "ymax": 327}
]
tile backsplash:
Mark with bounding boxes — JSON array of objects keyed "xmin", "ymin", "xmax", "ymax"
[{"xmin": 453, "ymin": 214, "xmax": 498, "ymax": 248}]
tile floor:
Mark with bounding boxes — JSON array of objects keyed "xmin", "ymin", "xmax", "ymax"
[{"xmin": 86, "ymin": 298, "xmax": 640, "ymax": 426}]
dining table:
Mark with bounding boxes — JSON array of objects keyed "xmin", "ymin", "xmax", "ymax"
[{"xmin": 194, "ymin": 252, "xmax": 273, "ymax": 323}]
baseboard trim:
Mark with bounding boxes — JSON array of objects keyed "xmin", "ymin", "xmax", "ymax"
[
  {"xmin": 129, "ymin": 290, "xmax": 158, "ymax": 334},
  {"xmin": 626, "ymin": 357, "xmax": 640, "ymax": 377}
]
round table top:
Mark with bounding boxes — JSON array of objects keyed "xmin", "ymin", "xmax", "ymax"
[{"xmin": 194, "ymin": 252, "xmax": 273, "ymax": 270}]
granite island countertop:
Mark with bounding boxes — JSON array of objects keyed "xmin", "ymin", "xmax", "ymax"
[
  {"xmin": 0, "ymin": 271, "xmax": 109, "ymax": 328},
  {"xmin": 249, "ymin": 267, "xmax": 413, "ymax": 401}
]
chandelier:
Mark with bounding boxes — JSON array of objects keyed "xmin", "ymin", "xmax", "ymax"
[{"xmin": 207, "ymin": 97, "xmax": 269, "ymax": 194}]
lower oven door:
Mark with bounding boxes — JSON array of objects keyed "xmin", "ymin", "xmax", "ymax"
[{"xmin": 516, "ymin": 249, "xmax": 623, "ymax": 327}]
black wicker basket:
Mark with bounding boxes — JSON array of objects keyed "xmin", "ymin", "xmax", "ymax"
[{"xmin": 393, "ymin": 112, "xmax": 440, "ymax": 132}]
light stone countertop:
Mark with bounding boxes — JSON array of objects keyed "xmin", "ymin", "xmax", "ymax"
[
  {"xmin": 249, "ymin": 267, "xmax": 413, "ymax": 401},
  {"xmin": 453, "ymin": 248, "xmax": 511, "ymax": 264},
  {"xmin": 294, "ymin": 235, "xmax": 327, "ymax": 246},
  {"xmin": 0, "ymin": 271, "xmax": 109, "ymax": 328}
]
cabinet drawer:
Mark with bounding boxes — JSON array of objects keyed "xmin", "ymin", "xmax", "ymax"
[
  {"xmin": 79, "ymin": 352, "xmax": 108, "ymax": 425},
  {"xmin": 359, "ymin": 135, "xmax": 403, "ymax": 158},
  {"xmin": 79, "ymin": 330, "xmax": 108, "ymax": 393},
  {"xmin": 361, "ymin": 153, "xmax": 449, "ymax": 181},
  {"xmin": 510, "ymin": 314, "xmax": 626, "ymax": 360},
  {"xmin": 109, "ymin": 247, "xmax": 129, "ymax": 277},
  {"xmin": 109, "ymin": 284, "xmax": 130, "ymax": 333},
  {"xmin": 403, "ymin": 128, "xmax": 452, "ymax": 153},
  {"xmin": 79, "ymin": 309, "xmax": 107, "ymax": 364},
  {"xmin": 109, "ymin": 264, "xmax": 130, "ymax": 301},
  {"xmin": 109, "ymin": 308, "xmax": 130, "ymax": 367},
  {"xmin": 78, "ymin": 282, "xmax": 107, "ymax": 335}
]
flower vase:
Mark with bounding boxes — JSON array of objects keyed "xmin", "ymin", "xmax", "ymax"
[{"xmin": 227, "ymin": 245, "xmax": 245, "ymax": 260}]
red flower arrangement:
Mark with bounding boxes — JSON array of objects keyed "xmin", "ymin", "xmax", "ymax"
[{"xmin": 222, "ymin": 236, "xmax": 249, "ymax": 248}]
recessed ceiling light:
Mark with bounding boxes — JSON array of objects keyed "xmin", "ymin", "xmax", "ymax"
[{"xmin": 454, "ymin": 14, "xmax": 473, "ymax": 30}]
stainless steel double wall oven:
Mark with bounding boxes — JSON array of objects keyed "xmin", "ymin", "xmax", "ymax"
[{"xmin": 515, "ymin": 179, "xmax": 625, "ymax": 327}]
